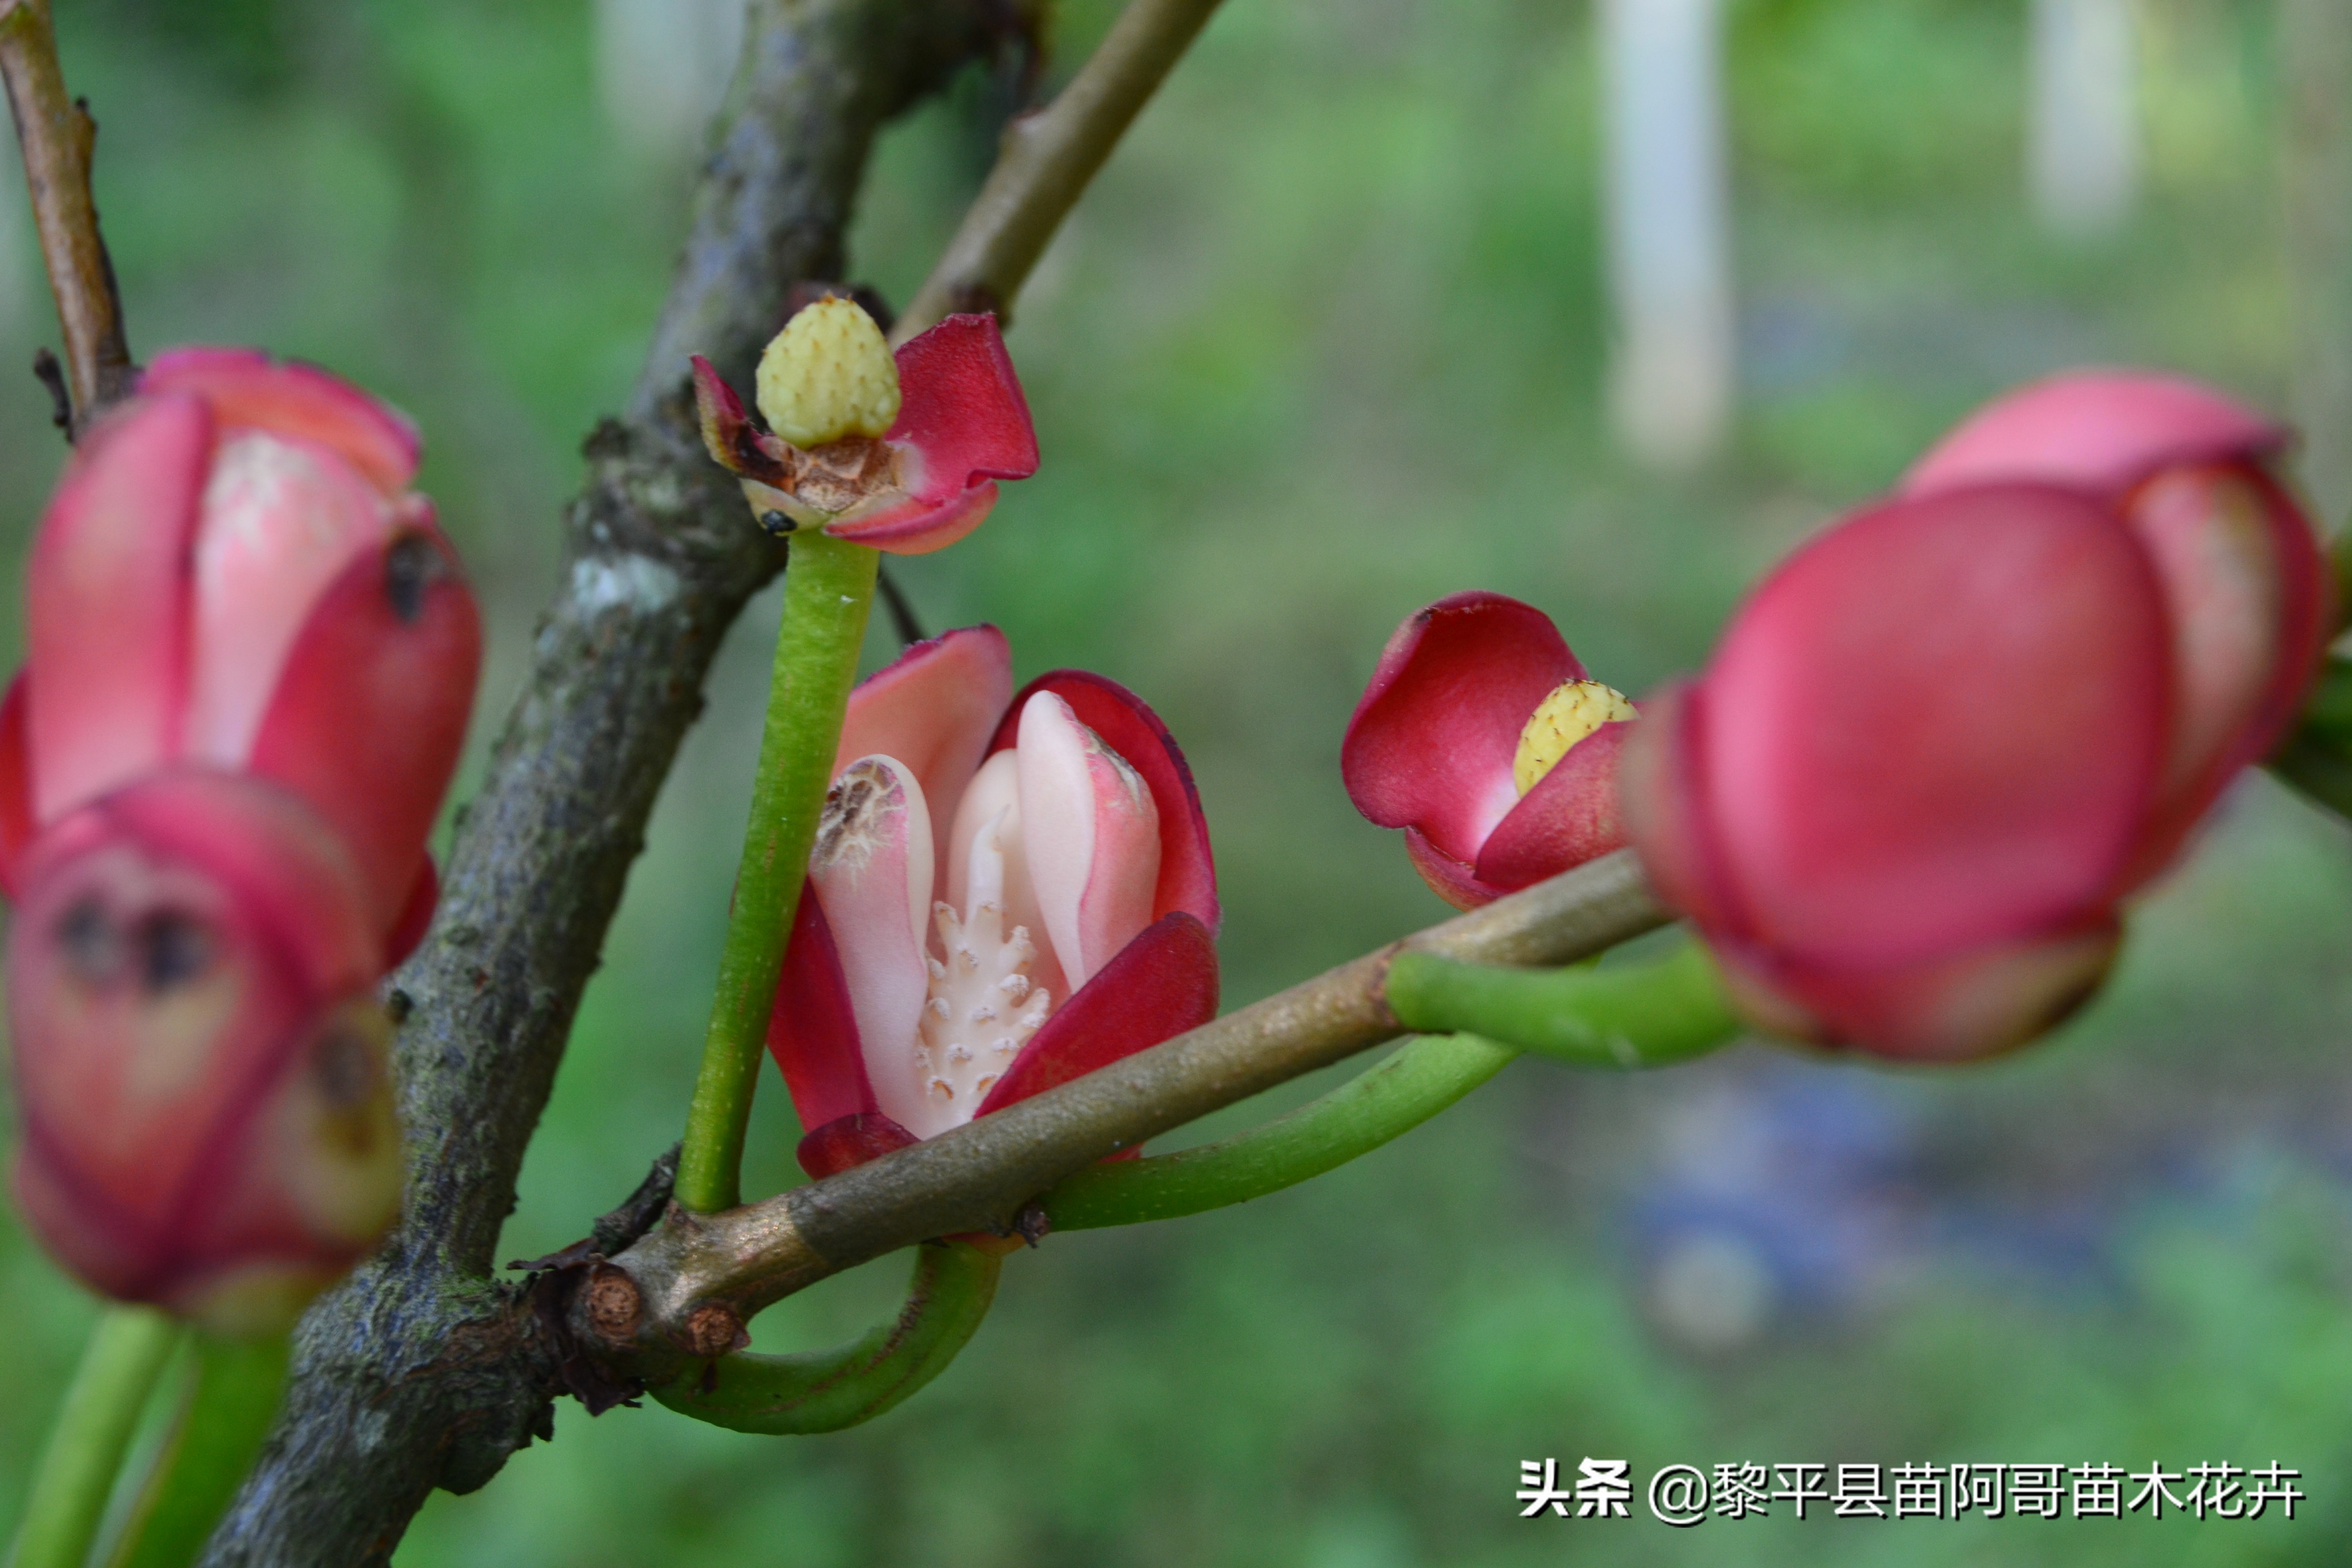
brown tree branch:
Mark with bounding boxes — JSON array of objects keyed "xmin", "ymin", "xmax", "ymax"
[
  {"xmin": 579, "ymin": 852, "xmax": 1668, "ymax": 1385},
  {"xmin": 894, "ymin": 0, "xmax": 1228, "ymax": 341},
  {"xmin": 0, "ymin": 0, "xmax": 131, "ymax": 432}
]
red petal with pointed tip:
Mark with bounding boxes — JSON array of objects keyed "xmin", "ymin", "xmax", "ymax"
[
  {"xmin": 28, "ymin": 395, "xmax": 210, "ymax": 825},
  {"xmin": 887, "ymin": 314, "xmax": 1039, "ymax": 486},
  {"xmin": 689, "ymin": 355, "xmax": 795, "ymax": 488},
  {"xmin": 1342, "ymin": 593, "xmax": 1583, "ymax": 870},
  {"xmin": 245, "ymin": 527, "xmax": 481, "ymax": 932},
  {"xmin": 796, "ymin": 1113, "xmax": 920, "ymax": 1181},
  {"xmin": 992, "ymin": 671, "xmax": 1219, "ymax": 932},
  {"xmin": 973, "ymin": 912, "xmax": 1219, "ymax": 1117},
  {"xmin": 1474, "ymin": 719, "xmax": 1634, "ymax": 893},
  {"xmin": 1902, "ymin": 371, "xmax": 2286, "ymax": 502},
  {"xmin": 0, "ymin": 675, "xmax": 32, "ymax": 897},
  {"xmin": 767, "ymin": 888, "xmax": 884, "ymax": 1135},
  {"xmin": 1698, "ymin": 484, "xmax": 2170, "ymax": 964},
  {"xmin": 141, "ymin": 348, "xmax": 421, "ymax": 498},
  {"xmin": 836, "ymin": 624, "xmax": 1013, "ymax": 869}
]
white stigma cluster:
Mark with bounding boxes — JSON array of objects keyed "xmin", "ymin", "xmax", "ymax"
[{"xmin": 912, "ymin": 810, "xmax": 1051, "ymax": 1113}]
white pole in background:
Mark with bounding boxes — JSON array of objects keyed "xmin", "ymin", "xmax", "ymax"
[
  {"xmin": 594, "ymin": 0, "xmax": 747, "ymax": 160},
  {"xmin": 2028, "ymin": 0, "xmax": 2141, "ymax": 236},
  {"xmin": 1600, "ymin": 0, "xmax": 1734, "ymax": 470}
]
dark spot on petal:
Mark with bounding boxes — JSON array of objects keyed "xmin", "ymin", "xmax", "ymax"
[
  {"xmin": 383, "ymin": 533, "xmax": 440, "ymax": 625},
  {"xmin": 55, "ymin": 898, "xmax": 124, "ymax": 985},
  {"xmin": 136, "ymin": 911, "xmax": 214, "ymax": 994}
]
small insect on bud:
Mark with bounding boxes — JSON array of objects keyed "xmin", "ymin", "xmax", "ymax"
[
  {"xmin": 1512, "ymin": 680, "xmax": 1637, "ymax": 797},
  {"xmin": 755, "ymin": 296, "xmax": 902, "ymax": 451}
]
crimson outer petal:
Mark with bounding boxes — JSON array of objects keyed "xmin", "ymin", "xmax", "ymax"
[
  {"xmin": 974, "ymin": 913, "xmax": 1219, "ymax": 1115},
  {"xmin": 1900, "ymin": 371, "xmax": 2287, "ymax": 500},
  {"xmin": 140, "ymin": 347, "xmax": 421, "ymax": 498},
  {"xmin": 245, "ymin": 525, "xmax": 482, "ymax": 933},
  {"xmin": 824, "ymin": 314, "xmax": 1040, "ymax": 553},
  {"xmin": 1624, "ymin": 485, "xmax": 2175, "ymax": 1058},
  {"xmin": 1342, "ymin": 592, "xmax": 1597, "ymax": 906}
]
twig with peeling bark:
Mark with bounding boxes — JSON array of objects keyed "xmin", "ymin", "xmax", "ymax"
[
  {"xmin": 0, "ymin": 0, "xmax": 131, "ymax": 433},
  {"xmin": 894, "ymin": 0, "xmax": 1228, "ymax": 341},
  {"xmin": 577, "ymin": 852, "xmax": 1667, "ymax": 1385}
]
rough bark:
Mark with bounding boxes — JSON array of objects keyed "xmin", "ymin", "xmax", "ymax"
[{"xmin": 195, "ymin": 5, "xmax": 1016, "ymax": 1561}]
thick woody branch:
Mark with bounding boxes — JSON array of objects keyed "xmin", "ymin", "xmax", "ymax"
[
  {"xmin": 894, "ymin": 0, "xmax": 1227, "ymax": 340},
  {"xmin": 580, "ymin": 851, "xmax": 1668, "ymax": 1384},
  {"xmin": 0, "ymin": 0, "xmax": 132, "ymax": 431}
]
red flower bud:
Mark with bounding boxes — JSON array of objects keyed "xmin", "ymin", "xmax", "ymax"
[
  {"xmin": 3, "ymin": 350, "xmax": 481, "ymax": 1323},
  {"xmin": 768, "ymin": 627, "xmax": 1218, "ymax": 1178},
  {"xmin": 1341, "ymin": 593, "xmax": 1638, "ymax": 909},
  {"xmin": 1622, "ymin": 373, "xmax": 2331, "ymax": 1060}
]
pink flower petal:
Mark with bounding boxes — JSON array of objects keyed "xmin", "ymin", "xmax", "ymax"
[
  {"xmin": 887, "ymin": 314, "xmax": 1039, "ymax": 490},
  {"xmin": 384, "ymin": 858, "xmax": 438, "ymax": 968},
  {"xmin": 836, "ymin": 624, "xmax": 1012, "ymax": 883},
  {"xmin": 992, "ymin": 671, "xmax": 1219, "ymax": 932},
  {"xmin": 795, "ymin": 1112, "xmax": 920, "ymax": 1181},
  {"xmin": 689, "ymin": 354, "xmax": 795, "ymax": 489},
  {"xmin": 1902, "ymin": 371, "xmax": 2286, "ymax": 502},
  {"xmin": 768, "ymin": 889, "xmax": 885, "ymax": 1137},
  {"xmin": 1698, "ymin": 484, "xmax": 2170, "ymax": 964},
  {"xmin": 243, "ymin": 525, "xmax": 481, "ymax": 933},
  {"xmin": 2115, "ymin": 464, "xmax": 2332, "ymax": 886},
  {"xmin": 27, "ymin": 395, "xmax": 210, "ymax": 825},
  {"xmin": 180, "ymin": 431, "xmax": 403, "ymax": 772},
  {"xmin": 1342, "ymin": 593, "xmax": 1584, "ymax": 868},
  {"xmin": 807, "ymin": 757, "xmax": 936, "ymax": 1138},
  {"xmin": 1616, "ymin": 681, "xmax": 1738, "ymax": 936},
  {"xmin": 1015, "ymin": 691, "xmax": 1162, "ymax": 990},
  {"xmin": 141, "ymin": 347, "xmax": 421, "ymax": 499},
  {"xmin": 1473, "ymin": 717, "xmax": 1634, "ymax": 893},
  {"xmin": 974, "ymin": 912, "xmax": 1219, "ymax": 1117}
]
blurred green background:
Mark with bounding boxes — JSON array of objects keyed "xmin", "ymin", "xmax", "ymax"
[{"xmin": 0, "ymin": 0, "xmax": 2349, "ymax": 1562}]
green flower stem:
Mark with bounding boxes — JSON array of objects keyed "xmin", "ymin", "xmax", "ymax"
[
  {"xmin": 104, "ymin": 1333, "xmax": 288, "ymax": 1568},
  {"xmin": 1038, "ymin": 942, "xmax": 1738, "ymax": 1233},
  {"xmin": 10, "ymin": 1306, "xmax": 180, "ymax": 1568},
  {"xmin": 2269, "ymin": 653, "xmax": 2352, "ymax": 822},
  {"xmin": 649, "ymin": 1240, "xmax": 1000, "ymax": 1434},
  {"xmin": 677, "ymin": 532, "xmax": 880, "ymax": 1213},
  {"xmin": 1384, "ymin": 941, "xmax": 1740, "ymax": 1067},
  {"xmin": 1039, "ymin": 1032, "xmax": 1518, "ymax": 1230}
]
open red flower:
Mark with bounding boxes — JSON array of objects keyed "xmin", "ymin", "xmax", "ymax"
[
  {"xmin": 2, "ymin": 349, "xmax": 481, "ymax": 1326},
  {"xmin": 692, "ymin": 301, "xmax": 1038, "ymax": 555},
  {"xmin": 1622, "ymin": 372, "xmax": 2330, "ymax": 1061},
  {"xmin": 1342, "ymin": 592, "xmax": 1637, "ymax": 909},
  {"xmin": 770, "ymin": 626, "xmax": 1219, "ymax": 1179}
]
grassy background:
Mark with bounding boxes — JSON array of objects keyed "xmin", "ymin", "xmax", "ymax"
[{"xmin": 0, "ymin": 0, "xmax": 2346, "ymax": 1561}]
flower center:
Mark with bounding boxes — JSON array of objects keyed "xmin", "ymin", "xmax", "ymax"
[
  {"xmin": 913, "ymin": 807, "xmax": 1052, "ymax": 1115},
  {"xmin": 1513, "ymin": 679, "xmax": 1637, "ymax": 796},
  {"xmin": 755, "ymin": 295, "xmax": 902, "ymax": 450}
]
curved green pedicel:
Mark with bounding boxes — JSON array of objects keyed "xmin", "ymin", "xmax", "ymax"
[
  {"xmin": 1383, "ymin": 939, "xmax": 1739, "ymax": 1068},
  {"xmin": 1039, "ymin": 940, "xmax": 1739, "ymax": 1233},
  {"xmin": 10, "ymin": 1306, "xmax": 181, "ymax": 1568},
  {"xmin": 651, "ymin": 1241, "xmax": 1001, "ymax": 1435},
  {"xmin": 106, "ymin": 1332, "xmax": 290, "ymax": 1568}
]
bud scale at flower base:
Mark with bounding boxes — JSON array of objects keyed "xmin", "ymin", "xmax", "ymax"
[{"xmin": 1, "ymin": 349, "xmax": 481, "ymax": 1330}]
